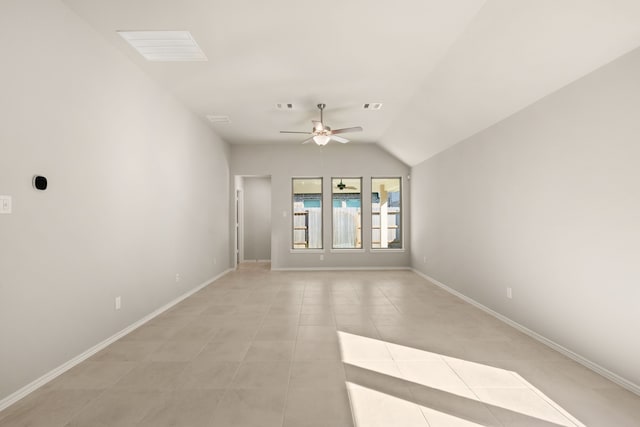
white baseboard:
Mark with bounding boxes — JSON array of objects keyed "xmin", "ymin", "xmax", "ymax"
[
  {"xmin": 0, "ymin": 268, "xmax": 233, "ymax": 413},
  {"xmin": 411, "ymin": 268, "xmax": 640, "ymax": 397},
  {"xmin": 271, "ymin": 266, "xmax": 412, "ymax": 272}
]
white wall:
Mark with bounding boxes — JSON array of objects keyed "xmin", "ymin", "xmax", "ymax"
[
  {"xmin": 243, "ymin": 177, "xmax": 271, "ymax": 261},
  {"xmin": 0, "ymin": 0, "xmax": 230, "ymax": 401},
  {"xmin": 231, "ymin": 144, "xmax": 410, "ymax": 269},
  {"xmin": 411, "ymin": 47, "xmax": 640, "ymax": 387}
]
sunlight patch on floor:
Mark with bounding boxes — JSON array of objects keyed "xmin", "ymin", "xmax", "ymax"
[
  {"xmin": 338, "ymin": 331, "xmax": 585, "ymax": 427},
  {"xmin": 347, "ymin": 382, "xmax": 431, "ymax": 427}
]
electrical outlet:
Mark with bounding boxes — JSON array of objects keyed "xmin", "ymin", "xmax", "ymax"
[
  {"xmin": 176, "ymin": 273, "xmax": 182, "ymax": 283},
  {"xmin": 320, "ymin": 254, "xmax": 324, "ymax": 261},
  {"xmin": 506, "ymin": 287, "xmax": 513, "ymax": 299},
  {"xmin": 115, "ymin": 296, "xmax": 121, "ymax": 310},
  {"xmin": 423, "ymin": 256, "xmax": 427, "ymax": 264},
  {"xmin": 0, "ymin": 195, "xmax": 12, "ymax": 214},
  {"xmin": 213, "ymin": 257, "xmax": 217, "ymax": 265}
]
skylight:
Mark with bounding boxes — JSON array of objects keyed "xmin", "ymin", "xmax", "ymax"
[{"xmin": 117, "ymin": 31, "xmax": 207, "ymax": 62}]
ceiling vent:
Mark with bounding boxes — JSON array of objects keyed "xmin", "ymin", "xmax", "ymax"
[
  {"xmin": 363, "ymin": 103, "xmax": 383, "ymax": 110},
  {"xmin": 206, "ymin": 115, "xmax": 231, "ymax": 125},
  {"xmin": 276, "ymin": 103, "xmax": 295, "ymax": 110},
  {"xmin": 117, "ymin": 31, "xmax": 207, "ymax": 61}
]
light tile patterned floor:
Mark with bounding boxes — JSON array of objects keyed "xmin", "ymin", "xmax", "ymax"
[{"xmin": 1, "ymin": 264, "xmax": 639, "ymax": 426}]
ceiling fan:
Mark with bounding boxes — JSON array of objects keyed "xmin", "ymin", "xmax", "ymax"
[
  {"xmin": 280, "ymin": 104, "xmax": 363, "ymax": 146},
  {"xmin": 336, "ymin": 179, "xmax": 358, "ymax": 191}
]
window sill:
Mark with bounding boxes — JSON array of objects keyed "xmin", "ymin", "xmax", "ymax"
[
  {"xmin": 370, "ymin": 248, "xmax": 405, "ymax": 253},
  {"xmin": 290, "ymin": 249, "xmax": 325, "ymax": 254},
  {"xmin": 330, "ymin": 248, "xmax": 366, "ymax": 253}
]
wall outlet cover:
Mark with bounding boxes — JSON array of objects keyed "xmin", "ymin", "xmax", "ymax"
[{"xmin": 0, "ymin": 195, "xmax": 12, "ymax": 214}]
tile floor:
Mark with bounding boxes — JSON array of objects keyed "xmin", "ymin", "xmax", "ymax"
[{"xmin": 1, "ymin": 263, "xmax": 639, "ymax": 426}]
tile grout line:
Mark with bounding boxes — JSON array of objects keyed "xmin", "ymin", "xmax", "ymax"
[
  {"xmin": 439, "ymin": 357, "xmax": 507, "ymax": 427},
  {"xmin": 371, "ymin": 281, "xmax": 432, "ymax": 427},
  {"xmin": 278, "ymin": 281, "xmax": 303, "ymax": 427},
  {"xmin": 342, "ymin": 282, "xmax": 359, "ymax": 427}
]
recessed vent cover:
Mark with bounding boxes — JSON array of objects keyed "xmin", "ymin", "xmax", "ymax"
[
  {"xmin": 276, "ymin": 103, "xmax": 295, "ymax": 110},
  {"xmin": 206, "ymin": 115, "xmax": 231, "ymax": 124},
  {"xmin": 117, "ymin": 31, "xmax": 207, "ymax": 61},
  {"xmin": 363, "ymin": 103, "xmax": 383, "ymax": 110}
]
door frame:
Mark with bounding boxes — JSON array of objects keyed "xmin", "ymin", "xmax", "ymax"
[{"xmin": 234, "ymin": 175, "xmax": 271, "ymax": 268}]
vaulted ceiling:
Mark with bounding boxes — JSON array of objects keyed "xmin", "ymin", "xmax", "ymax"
[{"xmin": 63, "ymin": 0, "xmax": 640, "ymax": 166}]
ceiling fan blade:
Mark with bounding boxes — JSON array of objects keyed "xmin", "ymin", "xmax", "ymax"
[
  {"xmin": 301, "ymin": 137, "xmax": 315, "ymax": 144},
  {"xmin": 330, "ymin": 135, "xmax": 350, "ymax": 144},
  {"xmin": 330, "ymin": 126, "xmax": 363, "ymax": 135},
  {"xmin": 281, "ymin": 130, "xmax": 312, "ymax": 134}
]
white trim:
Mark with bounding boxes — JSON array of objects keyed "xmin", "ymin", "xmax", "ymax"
[
  {"xmin": 233, "ymin": 184, "xmax": 241, "ymax": 269},
  {"xmin": 370, "ymin": 248, "xmax": 406, "ymax": 253},
  {"xmin": 330, "ymin": 248, "xmax": 366, "ymax": 253},
  {"xmin": 0, "ymin": 268, "xmax": 233, "ymax": 412},
  {"xmin": 237, "ymin": 186, "xmax": 244, "ymax": 264},
  {"xmin": 289, "ymin": 249, "xmax": 325, "ymax": 254},
  {"xmin": 272, "ymin": 266, "xmax": 411, "ymax": 271},
  {"xmin": 371, "ymin": 176, "xmax": 405, "ymax": 255},
  {"xmin": 411, "ymin": 268, "xmax": 640, "ymax": 397}
]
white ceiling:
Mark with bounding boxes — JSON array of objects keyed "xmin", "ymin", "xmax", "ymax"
[{"xmin": 63, "ymin": 0, "xmax": 640, "ymax": 166}]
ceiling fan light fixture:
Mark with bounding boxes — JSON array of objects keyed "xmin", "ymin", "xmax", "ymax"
[
  {"xmin": 313, "ymin": 135, "xmax": 331, "ymax": 146},
  {"xmin": 280, "ymin": 104, "xmax": 363, "ymax": 145}
]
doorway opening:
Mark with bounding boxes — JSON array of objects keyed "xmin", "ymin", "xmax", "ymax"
[{"xmin": 234, "ymin": 175, "xmax": 272, "ymax": 269}]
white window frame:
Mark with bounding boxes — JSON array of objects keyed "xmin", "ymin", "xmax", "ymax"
[
  {"xmin": 291, "ymin": 177, "xmax": 323, "ymax": 250},
  {"xmin": 370, "ymin": 177, "xmax": 403, "ymax": 251},
  {"xmin": 331, "ymin": 177, "xmax": 363, "ymax": 250}
]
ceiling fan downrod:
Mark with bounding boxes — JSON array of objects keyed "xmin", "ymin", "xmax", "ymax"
[{"xmin": 317, "ymin": 103, "xmax": 325, "ymax": 125}]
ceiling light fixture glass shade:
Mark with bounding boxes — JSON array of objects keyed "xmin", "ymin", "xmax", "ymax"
[{"xmin": 313, "ymin": 135, "xmax": 331, "ymax": 146}]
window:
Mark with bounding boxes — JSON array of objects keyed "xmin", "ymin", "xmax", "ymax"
[
  {"xmin": 332, "ymin": 178, "xmax": 362, "ymax": 249},
  {"xmin": 372, "ymin": 177, "xmax": 402, "ymax": 249},
  {"xmin": 292, "ymin": 178, "xmax": 322, "ymax": 249}
]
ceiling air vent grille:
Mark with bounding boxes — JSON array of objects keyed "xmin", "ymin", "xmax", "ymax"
[
  {"xmin": 363, "ymin": 103, "xmax": 383, "ymax": 110},
  {"xmin": 276, "ymin": 103, "xmax": 295, "ymax": 110},
  {"xmin": 117, "ymin": 31, "xmax": 207, "ymax": 61},
  {"xmin": 206, "ymin": 115, "xmax": 231, "ymax": 124}
]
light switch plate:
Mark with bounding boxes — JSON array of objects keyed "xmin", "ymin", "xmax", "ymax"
[{"xmin": 0, "ymin": 195, "xmax": 11, "ymax": 214}]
